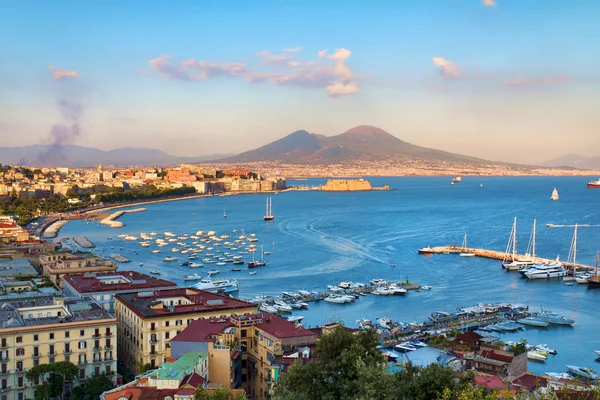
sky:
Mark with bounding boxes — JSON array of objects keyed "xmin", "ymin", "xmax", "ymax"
[{"xmin": 0, "ymin": 0, "xmax": 599, "ymax": 163}]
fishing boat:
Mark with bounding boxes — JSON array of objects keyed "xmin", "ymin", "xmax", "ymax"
[
  {"xmin": 566, "ymin": 365, "xmax": 599, "ymax": 380},
  {"xmin": 587, "ymin": 178, "xmax": 600, "ymax": 189},
  {"xmin": 517, "ymin": 317, "xmax": 549, "ymax": 328},
  {"xmin": 460, "ymin": 234, "xmax": 475, "ymax": 257},
  {"xmin": 417, "ymin": 246, "xmax": 435, "ymax": 255},
  {"xmin": 551, "ymin": 188, "xmax": 559, "ymax": 201},
  {"xmin": 263, "ymin": 197, "xmax": 275, "ymax": 221},
  {"xmin": 248, "ymin": 245, "xmax": 267, "ymax": 268},
  {"xmin": 184, "ymin": 274, "xmax": 203, "ymax": 281}
]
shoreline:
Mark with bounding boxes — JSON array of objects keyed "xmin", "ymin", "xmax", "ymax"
[{"xmin": 100, "ymin": 208, "xmax": 146, "ymax": 228}]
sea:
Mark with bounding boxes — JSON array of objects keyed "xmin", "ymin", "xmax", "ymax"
[{"xmin": 57, "ymin": 176, "xmax": 600, "ymax": 375}]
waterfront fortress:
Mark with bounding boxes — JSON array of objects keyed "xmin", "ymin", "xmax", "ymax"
[{"xmin": 321, "ymin": 178, "xmax": 373, "ymax": 191}]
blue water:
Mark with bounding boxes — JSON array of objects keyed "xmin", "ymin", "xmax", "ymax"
[{"xmin": 57, "ymin": 176, "xmax": 600, "ymax": 375}]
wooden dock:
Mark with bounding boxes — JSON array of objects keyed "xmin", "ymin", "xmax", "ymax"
[{"xmin": 426, "ymin": 246, "xmax": 595, "ymax": 271}]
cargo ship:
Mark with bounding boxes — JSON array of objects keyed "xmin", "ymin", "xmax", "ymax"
[{"xmin": 588, "ymin": 178, "xmax": 600, "ymax": 189}]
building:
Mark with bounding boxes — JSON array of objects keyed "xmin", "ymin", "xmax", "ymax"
[
  {"xmin": 0, "ymin": 294, "xmax": 117, "ymax": 400},
  {"xmin": 114, "ymin": 288, "xmax": 258, "ymax": 375},
  {"xmin": 101, "ymin": 352, "xmax": 209, "ymax": 400},
  {"xmin": 170, "ymin": 313, "xmax": 317, "ymax": 399},
  {"xmin": 0, "ymin": 218, "xmax": 30, "ymax": 243},
  {"xmin": 472, "ymin": 343, "xmax": 527, "ymax": 380},
  {"xmin": 63, "ymin": 271, "xmax": 177, "ymax": 313},
  {"xmin": 0, "ymin": 259, "xmax": 37, "ymax": 280},
  {"xmin": 40, "ymin": 251, "xmax": 117, "ymax": 288}
]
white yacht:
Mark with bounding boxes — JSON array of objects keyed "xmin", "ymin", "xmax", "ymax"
[
  {"xmin": 524, "ymin": 266, "xmax": 567, "ymax": 279},
  {"xmin": 324, "ymin": 295, "xmax": 352, "ymax": 304},
  {"xmin": 273, "ymin": 301, "xmax": 292, "ymax": 313},
  {"xmin": 184, "ymin": 274, "xmax": 203, "ymax": 282},
  {"xmin": 192, "ymin": 278, "xmax": 239, "ymax": 294},
  {"xmin": 259, "ymin": 303, "xmax": 277, "ymax": 313},
  {"xmin": 338, "ymin": 281, "xmax": 353, "ymax": 289},
  {"xmin": 551, "ymin": 188, "xmax": 559, "ymax": 201},
  {"xmin": 163, "ymin": 256, "xmax": 177, "ymax": 262}
]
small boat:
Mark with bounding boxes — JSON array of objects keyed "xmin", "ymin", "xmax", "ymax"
[
  {"xmin": 151, "ymin": 250, "xmax": 161, "ymax": 254},
  {"xmin": 566, "ymin": 365, "xmax": 599, "ymax": 380},
  {"xmin": 551, "ymin": 188, "xmax": 559, "ymax": 201},
  {"xmin": 418, "ymin": 246, "xmax": 435, "ymax": 255},
  {"xmin": 587, "ymin": 178, "xmax": 600, "ymax": 189},
  {"xmin": 527, "ymin": 351, "xmax": 547, "ymax": 361},
  {"xmin": 223, "ymin": 209, "xmax": 227, "ymax": 218},
  {"xmin": 259, "ymin": 303, "xmax": 277, "ymax": 313},
  {"xmin": 189, "ymin": 263, "xmax": 203, "ymax": 268},
  {"xmin": 324, "ymin": 295, "xmax": 348, "ymax": 304},
  {"xmin": 139, "ymin": 263, "xmax": 143, "ymax": 266},
  {"xmin": 207, "ymin": 269, "xmax": 220, "ymax": 276},
  {"xmin": 216, "ymin": 262, "xmax": 226, "ymax": 266},
  {"xmin": 184, "ymin": 274, "xmax": 203, "ymax": 281},
  {"xmin": 150, "ymin": 270, "xmax": 160, "ymax": 275},
  {"xmin": 140, "ymin": 242, "xmax": 151, "ymax": 247},
  {"xmin": 287, "ymin": 316, "xmax": 304, "ymax": 323},
  {"xmin": 273, "ymin": 301, "xmax": 292, "ymax": 313},
  {"xmin": 452, "ymin": 176, "xmax": 462, "ymax": 184},
  {"xmin": 390, "ymin": 261, "xmax": 396, "ymax": 267},
  {"xmin": 459, "ymin": 234, "xmax": 475, "ymax": 257},
  {"xmin": 231, "ymin": 268, "xmax": 242, "ymax": 272},
  {"xmin": 263, "ymin": 251, "xmax": 271, "ymax": 255},
  {"xmin": 249, "ymin": 271, "xmax": 257, "ymax": 275},
  {"xmin": 595, "ymin": 350, "xmax": 600, "ymax": 358},
  {"xmin": 163, "ymin": 256, "xmax": 177, "ymax": 262},
  {"xmin": 203, "ymin": 259, "xmax": 215, "ymax": 264},
  {"xmin": 420, "ymin": 285, "xmax": 432, "ymax": 290},
  {"xmin": 180, "ymin": 261, "xmax": 190, "ymax": 266}
]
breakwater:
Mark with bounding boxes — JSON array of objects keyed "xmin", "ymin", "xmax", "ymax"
[
  {"xmin": 42, "ymin": 220, "xmax": 69, "ymax": 238},
  {"xmin": 110, "ymin": 254, "xmax": 130, "ymax": 263},
  {"xmin": 425, "ymin": 246, "xmax": 596, "ymax": 271},
  {"xmin": 100, "ymin": 208, "xmax": 146, "ymax": 228},
  {"xmin": 73, "ymin": 236, "xmax": 95, "ymax": 248}
]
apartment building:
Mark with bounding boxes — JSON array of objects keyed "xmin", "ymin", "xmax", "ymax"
[
  {"xmin": 114, "ymin": 288, "xmax": 258, "ymax": 375},
  {"xmin": 39, "ymin": 251, "xmax": 117, "ymax": 288},
  {"xmin": 0, "ymin": 294, "xmax": 117, "ymax": 400},
  {"xmin": 170, "ymin": 313, "xmax": 317, "ymax": 400},
  {"xmin": 63, "ymin": 271, "xmax": 177, "ymax": 313}
]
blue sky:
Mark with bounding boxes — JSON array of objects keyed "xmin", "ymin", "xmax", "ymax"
[{"xmin": 1, "ymin": 0, "xmax": 598, "ymax": 162}]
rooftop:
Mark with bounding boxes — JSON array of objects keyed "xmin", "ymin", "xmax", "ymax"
[
  {"xmin": 242, "ymin": 313, "xmax": 317, "ymax": 339},
  {"xmin": 0, "ymin": 294, "xmax": 114, "ymax": 330},
  {"xmin": 153, "ymin": 352, "xmax": 206, "ymax": 381},
  {"xmin": 63, "ymin": 271, "xmax": 177, "ymax": 294},
  {"xmin": 115, "ymin": 288, "xmax": 256, "ymax": 319},
  {"xmin": 170, "ymin": 319, "xmax": 235, "ymax": 344},
  {"xmin": 0, "ymin": 258, "xmax": 38, "ymax": 278}
]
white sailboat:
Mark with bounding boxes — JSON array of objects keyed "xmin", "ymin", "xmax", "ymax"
[
  {"xmin": 551, "ymin": 188, "xmax": 559, "ymax": 201},
  {"xmin": 563, "ymin": 224, "xmax": 579, "ymax": 282},
  {"xmin": 503, "ymin": 218, "xmax": 536, "ymax": 270},
  {"xmin": 223, "ymin": 208, "xmax": 227, "ymax": 218},
  {"xmin": 460, "ymin": 234, "xmax": 475, "ymax": 257},
  {"xmin": 263, "ymin": 197, "xmax": 275, "ymax": 221}
]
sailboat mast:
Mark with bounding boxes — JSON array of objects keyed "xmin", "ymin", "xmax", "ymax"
[
  {"xmin": 513, "ymin": 217, "xmax": 517, "ymax": 260},
  {"xmin": 266, "ymin": 198, "xmax": 269, "ymax": 216},
  {"xmin": 532, "ymin": 219, "xmax": 537, "ymax": 259},
  {"xmin": 595, "ymin": 251, "xmax": 599, "ymax": 277},
  {"xmin": 574, "ymin": 224, "xmax": 578, "ymax": 267}
]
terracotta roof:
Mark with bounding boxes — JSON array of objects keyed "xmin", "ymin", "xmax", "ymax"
[
  {"xmin": 455, "ymin": 331, "xmax": 484, "ymax": 342},
  {"xmin": 254, "ymin": 313, "xmax": 317, "ymax": 339},
  {"xmin": 64, "ymin": 271, "xmax": 176, "ymax": 294},
  {"xmin": 115, "ymin": 288, "xmax": 256, "ymax": 319},
  {"xmin": 479, "ymin": 350, "xmax": 513, "ymax": 364},
  {"xmin": 170, "ymin": 318, "xmax": 235, "ymax": 343},
  {"xmin": 475, "ymin": 375, "xmax": 506, "ymax": 390},
  {"xmin": 180, "ymin": 372, "xmax": 205, "ymax": 388},
  {"xmin": 511, "ymin": 374, "xmax": 548, "ymax": 391}
]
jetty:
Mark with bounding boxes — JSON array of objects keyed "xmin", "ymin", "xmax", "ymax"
[
  {"xmin": 109, "ymin": 254, "xmax": 130, "ymax": 263},
  {"xmin": 319, "ymin": 178, "xmax": 391, "ymax": 192},
  {"xmin": 423, "ymin": 246, "xmax": 596, "ymax": 271},
  {"xmin": 42, "ymin": 220, "xmax": 69, "ymax": 239},
  {"xmin": 100, "ymin": 208, "xmax": 146, "ymax": 228},
  {"xmin": 73, "ymin": 236, "xmax": 95, "ymax": 248}
]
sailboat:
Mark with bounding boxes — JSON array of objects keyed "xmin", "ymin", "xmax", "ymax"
[
  {"xmin": 551, "ymin": 188, "xmax": 559, "ymax": 201},
  {"xmin": 248, "ymin": 245, "xmax": 267, "ymax": 268},
  {"xmin": 223, "ymin": 209, "xmax": 227, "ymax": 218},
  {"xmin": 263, "ymin": 197, "xmax": 275, "ymax": 221},
  {"xmin": 586, "ymin": 252, "xmax": 600, "ymax": 288},
  {"xmin": 564, "ymin": 224, "xmax": 579, "ymax": 282},
  {"xmin": 503, "ymin": 219, "xmax": 536, "ymax": 270},
  {"xmin": 460, "ymin": 234, "xmax": 475, "ymax": 257}
]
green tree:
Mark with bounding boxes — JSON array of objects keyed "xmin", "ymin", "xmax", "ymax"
[
  {"xmin": 71, "ymin": 373, "xmax": 115, "ymax": 400},
  {"xmin": 275, "ymin": 325, "xmax": 395, "ymax": 400},
  {"xmin": 195, "ymin": 385, "xmax": 248, "ymax": 400},
  {"xmin": 394, "ymin": 362, "xmax": 473, "ymax": 400},
  {"xmin": 54, "ymin": 361, "xmax": 79, "ymax": 399},
  {"xmin": 66, "ymin": 185, "xmax": 80, "ymax": 199},
  {"xmin": 26, "ymin": 364, "xmax": 53, "ymax": 400}
]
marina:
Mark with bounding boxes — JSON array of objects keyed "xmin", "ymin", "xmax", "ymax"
[{"xmin": 72, "ymin": 236, "xmax": 95, "ymax": 248}]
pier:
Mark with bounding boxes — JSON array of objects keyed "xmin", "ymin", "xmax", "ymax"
[
  {"xmin": 110, "ymin": 254, "xmax": 131, "ymax": 263},
  {"xmin": 100, "ymin": 208, "xmax": 146, "ymax": 228},
  {"xmin": 73, "ymin": 236, "xmax": 95, "ymax": 248},
  {"xmin": 425, "ymin": 246, "xmax": 596, "ymax": 271}
]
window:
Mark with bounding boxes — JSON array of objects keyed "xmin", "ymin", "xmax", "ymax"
[
  {"xmin": 17, "ymin": 376, "xmax": 23, "ymax": 387},
  {"xmin": 34, "ymin": 359, "xmax": 39, "ymax": 367},
  {"xmin": 259, "ymin": 335, "xmax": 263, "ymax": 342},
  {"xmin": 241, "ymin": 329, "xmax": 247, "ymax": 338},
  {"xmin": 94, "ymin": 328, "xmax": 100, "ymax": 337},
  {"xmin": 165, "ymin": 332, "xmax": 170, "ymax": 339},
  {"xmin": 79, "ymin": 354, "xmax": 86, "ymax": 364},
  {"xmin": 65, "ymin": 331, "xmax": 70, "ymax": 338},
  {"xmin": 16, "ymin": 348, "xmax": 24, "ymax": 356},
  {"xmin": 1, "ymin": 363, "xmax": 6, "ymax": 374},
  {"xmin": 79, "ymin": 368, "xmax": 85, "ymax": 379},
  {"xmin": 33, "ymin": 346, "xmax": 39, "ymax": 357},
  {"xmin": 165, "ymin": 321, "xmax": 169, "ymax": 327},
  {"xmin": 0, "ymin": 339, "xmax": 5, "ymax": 348},
  {"xmin": 187, "ymin": 319, "xmax": 193, "ymax": 325},
  {"xmin": 33, "ymin": 334, "xmax": 39, "ymax": 341},
  {"xmin": 16, "ymin": 336, "xmax": 22, "ymax": 343},
  {"xmin": 80, "ymin": 330, "xmax": 85, "ymax": 337},
  {"xmin": 105, "ymin": 327, "xmax": 111, "ymax": 335},
  {"xmin": 49, "ymin": 357, "xmax": 55, "ymax": 363},
  {"xmin": 175, "ymin": 320, "xmax": 182, "ymax": 326},
  {"xmin": 49, "ymin": 333, "xmax": 54, "ymax": 340},
  {"xmin": 94, "ymin": 366, "xmax": 100, "ymax": 376},
  {"xmin": 65, "ymin": 344, "xmax": 70, "ymax": 353},
  {"xmin": 94, "ymin": 340, "xmax": 100, "ymax": 349},
  {"xmin": 267, "ymin": 339, "xmax": 273, "ymax": 347},
  {"xmin": 105, "ymin": 365, "xmax": 111, "ymax": 375},
  {"xmin": 49, "ymin": 344, "xmax": 55, "ymax": 355},
  {"xmin": 79, "ymin": 341, "xmax": 87, "ymax": 349},
  {"xmin": 1, "ymin": 378, "xmax": 6, "ymax": 390},
  {"xmin": 17, "ymin": 361, "xmax": 23, "ymax": 372},
  {"xmin": 105, "ymin": 339, "xmax": 111, "ymax": 348}
]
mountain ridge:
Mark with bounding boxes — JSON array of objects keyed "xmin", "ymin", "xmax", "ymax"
[{"xmin": 542, "ymin": 153, "xmax": 600, "ymax": 170}]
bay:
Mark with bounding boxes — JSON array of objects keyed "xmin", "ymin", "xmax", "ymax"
[{"xmin": 57, "ymin": 176, "xmax": 600, "ymax": 375}]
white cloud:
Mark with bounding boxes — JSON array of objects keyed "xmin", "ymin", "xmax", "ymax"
[
  {"xmin": 284, "ymin": 46, "xmax": 303, "ymax": 53},
  {"xmin": 149, "ymin": 48, "xmax": 362, "ymax": 98},
  {"xmin": 482, "ymin": 0, "xmax": 497, "ymax": 6},
  {"xmin": 48, "ymin": 65, "xmax": 79, "ymax": 80},
  {"xmin": 432, "ymin": 57, "xmax": 460, "ymax": 79}
]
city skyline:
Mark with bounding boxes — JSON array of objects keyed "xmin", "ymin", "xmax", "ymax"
[{"xmin": 1, "ymin": 0, "xmax": 599, "ymax": 164}]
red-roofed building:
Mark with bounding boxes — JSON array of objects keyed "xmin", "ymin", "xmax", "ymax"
[
  {"xmin": 473, "ymin": 343, "xmax": 527, "ymax": 380},
  {"xmin": 510, "ymin": 373, "xmax": 548, "ymax": 393},
  {"xmin": 165, "ymin": 167, "xmax": 199, "ymax": 183},
  {"xmin": 169, "ymin": 313, "xmax": 317, "ymax": 400},
  {"xmin": 115, "ymin": 288, "xmax": 258, "ymax": 375},
  {"xmin": 0, "ymin": 216, "xmax": 30, "ymax": 242},
  {"xmin": 63, "ymin": 271, "xmax": 177, "ymax": 313},
  {"xmin": 474, "ymin": 375, "xmax": 507, "ymax": 390}
]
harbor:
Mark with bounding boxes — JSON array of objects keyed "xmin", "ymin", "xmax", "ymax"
[
  {"xmin": 72, "ymin": 236, "xmax": 95, "ymax": 248},
  {"xmin": 99, "ymin": 208, "xmax": 146, "ymax": 228}
]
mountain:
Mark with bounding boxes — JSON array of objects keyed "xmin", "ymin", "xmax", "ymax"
[
  {"xmin": 542, "ymin": 154, "xmax": 600, "ymax": 170},
  {"xmin": 223, "ymin": 125, "xmax": 484, "ymax": 163},
  {"xmin": 0, "ymin": 145, "xmax": 232, "ymax": 167}
]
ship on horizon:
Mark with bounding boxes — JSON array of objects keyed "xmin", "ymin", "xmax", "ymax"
[{"xmin": 588, "ymin": 178, "xmax": 600, "ymax": 189}]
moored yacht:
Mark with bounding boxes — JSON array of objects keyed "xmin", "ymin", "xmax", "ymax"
[
  {"xmin": 184, "ymin": 274, "xmax": 203, "ymax": 281},
  {"xmin": 524, "ymin": 266, "xmax": 567, "ymax": 279},
  {"xmin": 531, "ymin": 310, "xmax": 575, "ymax": 325},
  {"xmin": 192, "ymin": 278, "xmax": 239, "ymax": 294}
]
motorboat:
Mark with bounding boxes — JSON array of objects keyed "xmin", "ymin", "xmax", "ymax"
[
  {"xmin": 273, "ymin": 301, "xmax": 292, "ymax": 313},
  {"xmin": 231, "ymin": 268, "xmax": 242, "ymax": 272},
  {"xmin": 189, "ymin": 263, "xmax": 203, "ymax": 268},
  {"xmin": 517, "ymin": 317, "xmax": 549, "ymax": 328},
  {"xmin": 298, "ymin": 290, "xmax": 311, "ymax": 296},
  {"xmin": 140, "ymin": 242, "xmax": 151, "ymax": 247},
  {"xmin": 260, "ymin": 303, "xmax": 277, "ymax": 313},
  {"xmin": 249, "ymin": 271, "xmax": 257, "ymax": 275},
  {"xmin": 395, "ymin": 342, "xmax": 418, "ymax": 352},
  {"xmin": 287, "ymin": 316, "xmax": 304, "ymax": 323},
  {"xmin": 203, "ymin": 259, "xmax": 215, "ymax": 264},
  {"xmin": 184, "ymin": 274, "xmax": 203, "ymax": 281},
  {"xmin": 192, "ymin": 278, "xmax": 239, "ymax": 294},
  {"xmin": 207, "ymin": 269, "xmax": 220, "ymax": 276},
  {"xmin": 216, "ymin": 262, "xmax": 226, "ymax": 266},
  {"xmin": 566, "ymin": 365, "xmax": 599, "ymax": 380},
  {"xmin": 595, "ymin": 350, "xmax": 600, "ymax": 358},
  {"xmin": 289, "ymin": 302, "xmax": 303, "ymax": 310},
  {"xmin": 150, "ymin": 270, "xmax": 160, "ymax": 275},
  {"xmin": 180, "ymin": 261, "xmax": 190, "ymax": 266},
  {"xmin": 338, "ymin": 281, "xmax": 353, "ymax": 289},
  {"xmin": 418, "ymin": 246, "xmax": 435, "ymax": 255},
  {"xmin": 527, "ymin": 351, "xmax": 547, "ymax": 361},
  {"xmin": 163, "ymin": 256, "xmax": 177, "ymax": 262},
  {"xmin": 372, "ymin": 287, "xmax": 393, "ymax": 295},
  {"xmin": 410, "ymin": 339, "xmax": 428, "ymax": 348},
  {"xmin": 524, "ymin": 266, "xmax": 568, "ymax": 279},
  {"xmin": 324, "ymin": 295, "xmax": 350, "ymax": 304},
  {"xmin": 420, "ymin": 285, "xmax": 432, "ymax": 290},
  {"xmin": 327, "ymin": 285, "xmax": 345, "ymax": 293},
  {"xmin": 151, "ymin": 250, "xmax": 161, "ymax": 254},
  {"xmin": 388, "ymin": 285, "xmax": 407, "ymax": 295}
]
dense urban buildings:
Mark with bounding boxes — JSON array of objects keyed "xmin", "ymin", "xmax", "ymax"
[{"xmin": 40, "ymin": 251, "xmax": 118, "ymax": 288}]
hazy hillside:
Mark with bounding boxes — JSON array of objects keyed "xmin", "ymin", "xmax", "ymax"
[{"xmin": 542, "ymin": 154, "xmax": 600, "ymax": 170}]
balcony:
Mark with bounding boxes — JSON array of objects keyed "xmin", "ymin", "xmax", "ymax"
[
  {"xmin": 92, "ymin": 334, "xmax": 101, "ymax": 339},
  {"xmin": 93, "ymin": 347, "xmax": 101, "ymax": 352},
  {"xmin": 64, "ymin": 350, "xmax": 72, "ymax": 355},
  {"xmin": 32, "ymin": 353, "xmax": 41, "ymax": 359},
  {"xmin": 105, "ymin": 332, "xmax": 113, "ymax": 337},
  {"xmin": 149, "ymin": 339, "xmax": 157, "ymax": 344},
  {"xmin": 0, "ymin": 355, "xmax": 8, "ymax": 362},
  {"xmin": 105, "ymin": 345, "xmax": 113, "ymax": 350}
]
